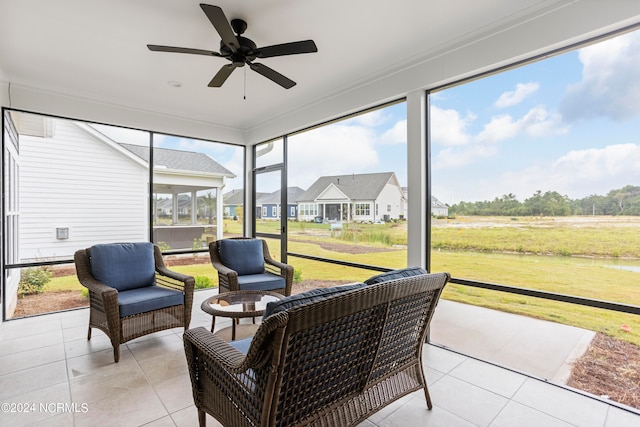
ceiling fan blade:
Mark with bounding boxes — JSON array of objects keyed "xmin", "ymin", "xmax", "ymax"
[
  {"xmin": 249, "ymin": 62, "xmax": 296, "ymax": 89},
  {"xmin": 200, "ymin": 4, "xmax": 240, "ymax": 52},
  {"xmin": 147, "ymin": 45, "xmax": 221, "ymax": 57},
  {"xmin": 208, "ymin": 64, "xmax": 236, "ymax": 87},
  {"xmin": 256, "ymin": 40, "xmax": 318, "ymax": 58}
]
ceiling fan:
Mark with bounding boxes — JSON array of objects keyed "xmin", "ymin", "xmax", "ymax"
[{"xmin": 147, "ymin": 4, "xmax": 318, "ymax": 89}]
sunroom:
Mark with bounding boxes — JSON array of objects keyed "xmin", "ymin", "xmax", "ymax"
[{"xmin": 1, "ymin": 1, "xmax": 640, "ymax": 426}]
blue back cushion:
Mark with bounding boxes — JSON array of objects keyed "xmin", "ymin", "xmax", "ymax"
[
  {"xmin": 263, "ymin": 282, "xmax": 367, "ymax": 320},
  {"xmin": 364, "ymin": 267, "xmax": 428, "ymax": 285},
  {"xmin": 90, "ymin": 242, "xmax": 156, "ymax": 291},
  {"xmin": 219, "ymin": 239, "xmax": 264, "ymax": 276}
]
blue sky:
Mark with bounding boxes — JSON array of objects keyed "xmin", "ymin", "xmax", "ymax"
[
  {"xmin": 430, "ymin": 29, "xmax": 640, "ymax": 205},
  {"xmin": 95, "ymin": 29, "xmax": 640, "ymax": 205},
  {"xmin": 288, "ymin": 28, "xmax": 640, "ymax": 205}
]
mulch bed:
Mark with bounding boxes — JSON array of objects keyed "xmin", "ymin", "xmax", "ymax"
[
  {"xmin": 567, "ymin": 332, "xmax": 640, "ymax": 410},
  {"xmin": 13, "ymin": 291, "xmax": 88, "ymax": 318}
]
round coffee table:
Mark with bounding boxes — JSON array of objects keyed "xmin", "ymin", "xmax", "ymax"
[{"xmin": 201, "ymin": 290, "xmax": 284, "ymax": 341}]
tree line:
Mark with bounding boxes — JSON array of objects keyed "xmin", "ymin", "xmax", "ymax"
[{"xmin": 449, "ymin": 185, "xmax": 640, "ymax": 216}]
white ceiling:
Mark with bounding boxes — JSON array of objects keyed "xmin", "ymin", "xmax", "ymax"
[{"xmin": 1, "ymin": 0, "xmax": 640, "ymax": 144}]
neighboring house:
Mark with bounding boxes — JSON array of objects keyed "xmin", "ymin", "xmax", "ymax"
[
  {"xmin": 401, "ymin": 187, "xmax": 449, "ymax": 218},
  {"xmin": 120, "ymin": 142, "xmax": 235, "ymax": 227},
  {"xmin": 223, "ymin": 189, "xmax": 270, "ymax": 219},
  {"xmin": 13, "ymin": 114, "xmax": 235, "ymax": 263},
  {"xmin": 155, "ymin": 194, "xmax": 192, "ymax": 217},
  {"xmin": 256, "ymin": 187, "xmax": 305, "ymax": 220},
  {"xmin": 297, "ymin": 172, "xmax": 406, "ymax": 223},
  {"xmin": 431, "ymin": 196, "xmax": 449, "ymax": 217}
]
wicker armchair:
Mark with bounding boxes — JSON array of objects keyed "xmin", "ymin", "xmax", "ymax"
[
  {"xmin": 74, "ymin": 242, "xmax": 195, "ymax": 362},
  {"xmin": 208, "ymin": 237, "xmax": 293, "ymax": 296},
  {"xmin": 184, "ymin": 270, "xmax": 450, "ymax": 427}
]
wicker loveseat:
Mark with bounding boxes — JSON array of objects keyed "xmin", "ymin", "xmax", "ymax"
[
  {"xmin": 74, "ymin": 242, "xmax": 195, "ymax": 362},
  {"xmin": 184, "ymin": 268, "xmax": 450, "ymax": 427}
]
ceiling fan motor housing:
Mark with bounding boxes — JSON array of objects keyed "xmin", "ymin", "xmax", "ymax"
[{"xmin": 220, "ymin": 35, "xmax": 257, "ymax": 66}]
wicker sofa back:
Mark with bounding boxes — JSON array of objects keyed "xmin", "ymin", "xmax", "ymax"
[{"xmin": 184, "ymin": 270, "xmax": 450, "ymax": 427}]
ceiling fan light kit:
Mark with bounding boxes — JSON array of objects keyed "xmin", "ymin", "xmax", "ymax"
[{"xmin": 147, "ymin": 4, "xmax": 318, "ymax": 89}]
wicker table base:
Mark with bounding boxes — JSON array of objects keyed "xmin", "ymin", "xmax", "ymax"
[
  {"xmin": 201, "ymin": 290, "xmax": 283, "ymax": 341},
  {"xmin": 214, "ymin": 323, "xmax": 261, "ymax": 341}
]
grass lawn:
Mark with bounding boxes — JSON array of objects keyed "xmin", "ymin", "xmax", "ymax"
[{"xmin": 36, "ymin": 216, "xmax": 640, "ymax": 346}]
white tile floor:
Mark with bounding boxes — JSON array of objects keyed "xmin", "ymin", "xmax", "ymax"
[{"xmin": 1, "ymin": 289, "xmax": 638, "ymax": 427}]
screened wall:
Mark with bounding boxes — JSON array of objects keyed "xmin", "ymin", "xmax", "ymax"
[{"xmin": 2, "ymin": 111, "xmax": 244, "ymax": 319}]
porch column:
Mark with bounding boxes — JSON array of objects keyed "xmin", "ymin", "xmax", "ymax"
[
  {"xmin": 216, "ymin": 187, "xmax": 224, "ymax": 240},
  {"xmin": 191, "ymin": 191, "xmax": 197, "ymax": 224},
  {"xmin": 407, "ymin": 90, "xmax": 428, "ymax": 269},
  {"xmin": 172, "ymin": 193, "xmax": 178, "ymax": 224}
]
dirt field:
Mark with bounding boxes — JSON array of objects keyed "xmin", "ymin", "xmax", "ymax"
[{"xmin": 433, "ymin": 215, "xmax": 640, "ymax": 229}]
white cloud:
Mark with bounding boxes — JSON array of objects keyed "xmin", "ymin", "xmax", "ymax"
[
  {"xmin": 433, "ymin": 143, "xmax": 498, "ymax": 169},
  {"xmin": 288, "ymin": 124, "xmax": 379, "ymax": 189},
  {"xmin": 430, "ymin": 105, "xmax": 474, "ymax": 147},
  {"xmin": 477, "ymin": 106, "xmax": 566, "ymax": 143},
  {"xmin": 497, "ymin": 143, "xmax": 640, "ymax": 200},
  {"xmin": 437, "ymin": 143, "xmax": 640, "ymax": 204},
  {"xmin": 432, "ymin": 105, "xmax": 567, "ymax": 169},
  {"xmin": 560, "ymin": 31, "xmax": 640, "ymax": 122},
  {"xmin": 494, "ymin": 82, "xmax": 539, "ymax": 108},
  {"xmin": 345, "ymin": 109, "xmax": 388, "ymax": 127},
  {"xmin": 379, "ymin": 119, "xmax": 406, "ymax": 145},
  {"xmin": 220, "ymin": 148, "xmax": 245, "ymax": 191}
]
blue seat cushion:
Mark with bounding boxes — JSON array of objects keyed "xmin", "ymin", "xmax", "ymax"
[
  {"xmin": 229, "ymin": 337, "xmax": 252, "ymax": 355},
  {"xmin": 237, "ymin": 273, "xmax": 285, "ymax": 292},
  {"xmin": 118, "ymin": 285, "xmax": 184, "ymax": 317},
  {"xmin": 219, "ymin": 239, "xmax": 264, "ymax": 275},
  {"xmin": 263, "ymin": 282, "xmax": 367, "ymax": 320},
  {"xmin": 364, "ymin": 267, "xmax": 428, "ymax": 285},
  {"xmin": 90, "ymin": 242, "xmax": 156, "ymax": 291}
]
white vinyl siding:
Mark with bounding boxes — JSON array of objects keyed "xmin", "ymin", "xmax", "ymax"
[
  {"xmin": 18, "ymin": 120, "xmax": 148, "ymax": 262},
  {"xmin": 376, "ymin": 182, "xmax": 405, "ymax": 220},
  {"xmin": 3, "ymin": 111, "xmax": 21, "ymax": 316}
]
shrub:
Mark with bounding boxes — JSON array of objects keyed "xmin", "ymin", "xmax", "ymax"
[
  {"xmin": 18, "ymin": 267, "xmax": 53, "ymax": 297},
  {"xmin": 557, "ymin": 248, "xmax": 572, "ymax": 257},
  {"xmin": 195, "ymin": 276, "xmax": 213, "ymax": 289},
  {"xmin": 192, "ymin": 238, "xmax": 206, "ymax": 250},
  {"xmin": 293, "ymin": 268, "xmax": 303, "ymax": 284},
  {"xmin": 157, "ymin": 241, "xmax": 171, "ymax": 251}
]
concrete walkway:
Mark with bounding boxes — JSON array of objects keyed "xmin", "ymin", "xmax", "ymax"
[{"xmin": 429, "ymin": 299, "xmax": 596, "ymax": 383}]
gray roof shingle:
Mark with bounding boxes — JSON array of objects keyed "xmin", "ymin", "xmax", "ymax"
[
  {"xmin": 120, "ymin": 143, "xmax": 235, "ymax": 176},
  {"xmin": 298, "ymin": 172, "xmax": 397, "ymax": 202},
  {"xmin": 257, "ymin": 187, "xmax": 306, "ymax": 204}
]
